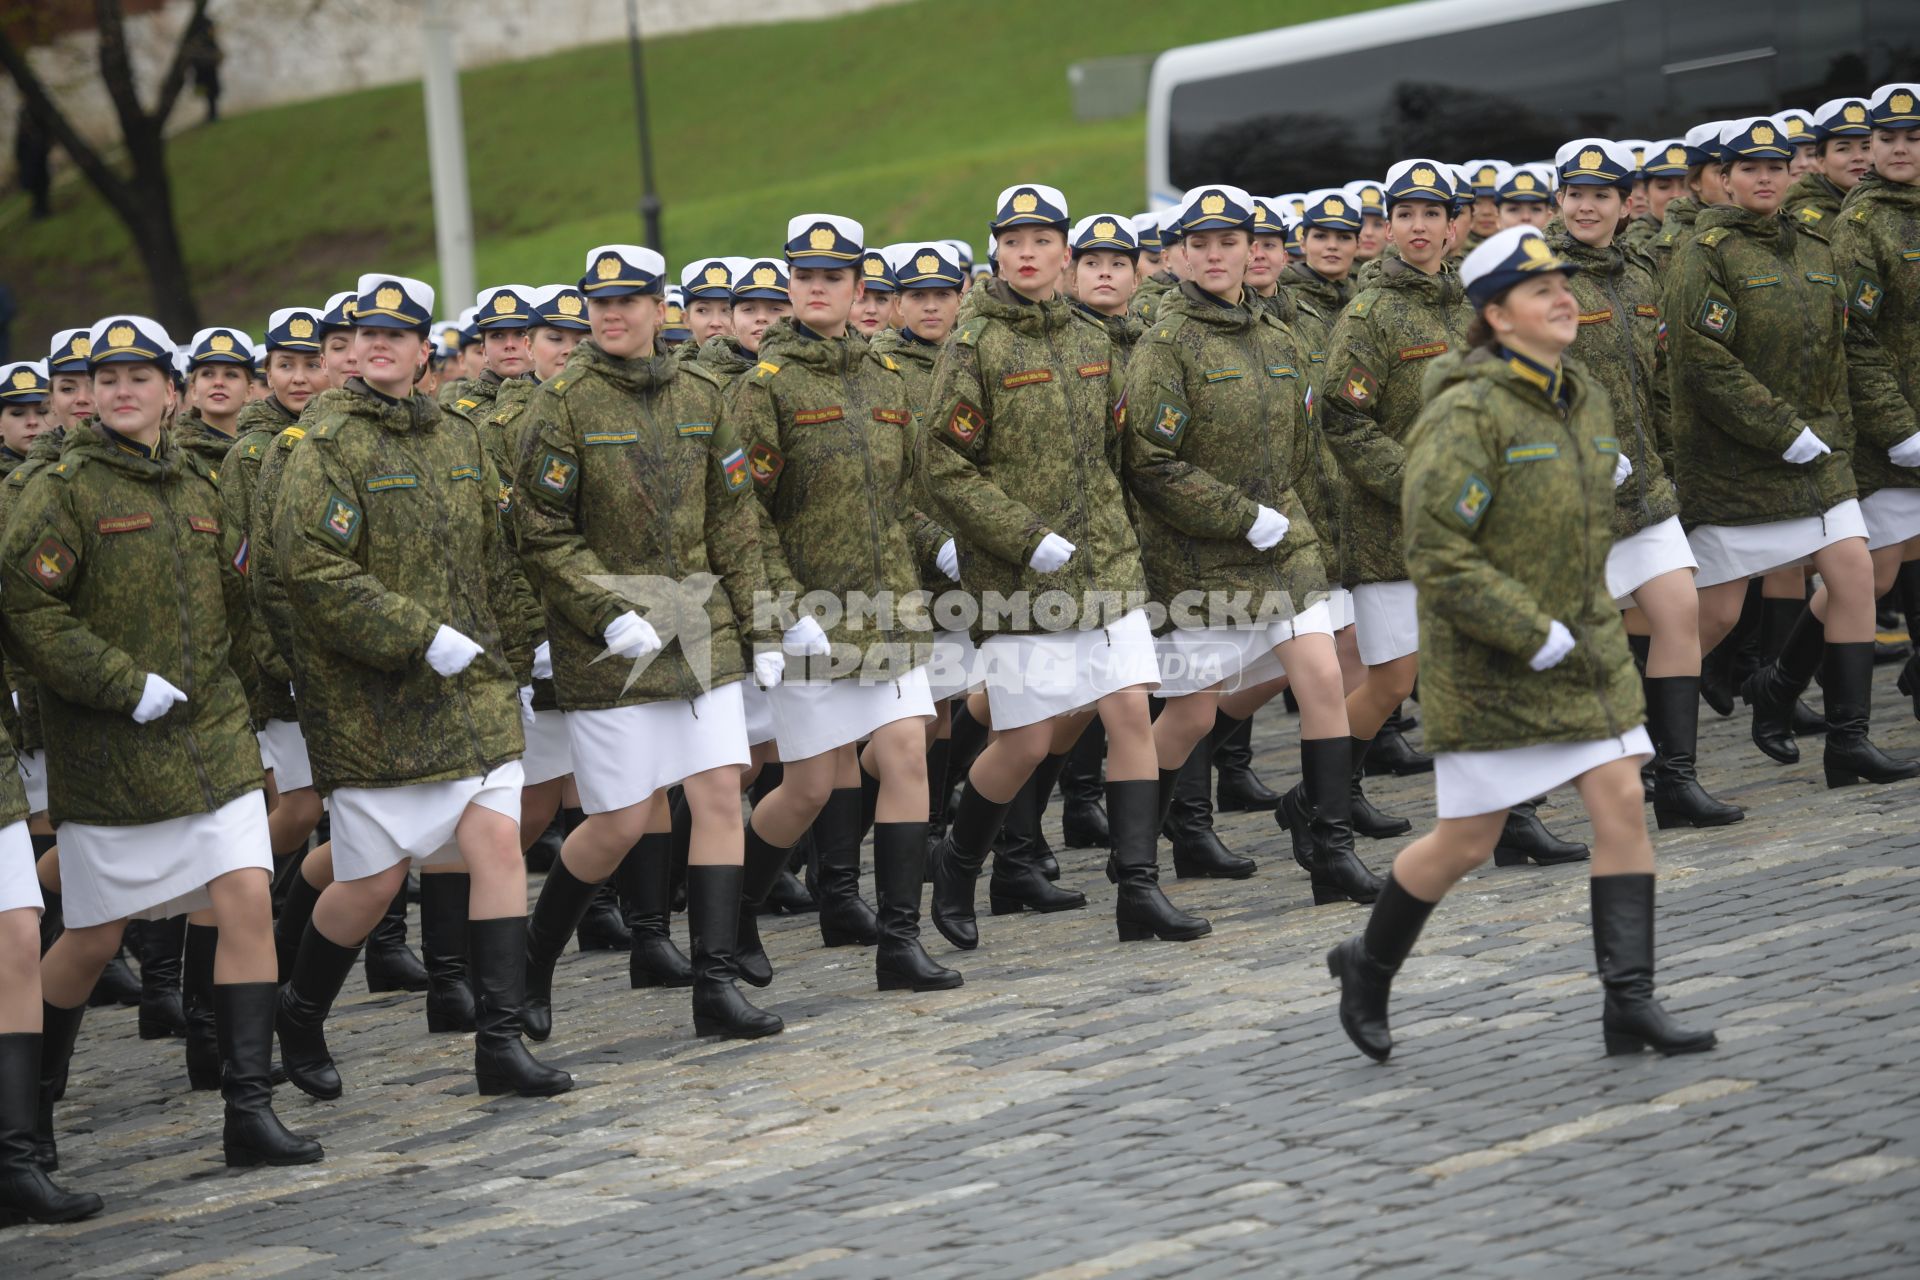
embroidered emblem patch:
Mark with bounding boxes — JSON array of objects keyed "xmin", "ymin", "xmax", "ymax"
[
  {"xmin": 1697, "ymin": 298, "xmax": 1734, "ymax": 336},
  {"xmin": 675, "ymin": 421, "xmax": 714, "ymax": 437},
  {"xmin": 1339, "ymin": 365, "xmax": 1378, "ymax": 408},
  {"xmin": 96, "ymin": 514, "xmax": 153, "ymax": 535},
  {"xmin": 365, "ymin": 473, "xmax": 418, "ymax": 492},
  {"xmin": 28, "ymin": 535, "xmax": 74, "ymax": 586},
  {"xmin": 1077, "ymin": 362, "xmax": 1110, "ymax": 378},
  {"xmin": 1002, "ymin": 369, "xmax": 1054, "ymax": 389},
  {"xmin": 1398, "ymin": 342, "xmax": 1448, "ymax": 361},
  {"xmin": 747, "ymin": 442, "xmax": 784, "ymax": 486},
  {"xmin": 535, "ymin": 453, "xmax": 578, "ymax": 496},
  {"xmin": 322, "ymin": 494, "xmax": 361, "ymax": 545},
  {"xmin": 722, "ymin": 448, "xmax": 751, "ymax": 492},
  {"xmin": 872, "ymin": 407, "xmax": 910, "ymax": 425},
  {"xmin": 1152, "ymin": 402, "xmax": 1188, "ymax": 444},
  {"xmin": 188, "ymin": 515, "xmax": 219, "ymax": 533},
  {"xmin": 1804, "ymin": 272, "xmax": 1837, "ymax": 286},
  {"xmin": 1852, "ymin": 279, "xmax": 1882, "ymax": 316},
  {"xmin": 496, "ymin": 484, "xmax": 513, "ymax": 514},
  {"xmin": 794, "ymin": 406, "xmax": 844, "ymax": 425},
  {"xmin": 1267, "ymin": 365, "xmax": 1299, "ymax": 379},
  {"xmin": 947, "ymin": 401, "xmax": 985, "ymax": 444},
  {"xmin": 1505, "ymin": 443, "xmax": 1560, "ymax": 462},
  {"xmin": 449, "ymin": 466, "xmax": 480, "ymax": 482},
  {"xmin": 1453, "ymin": 475, "xmax": 1491, "ymax": 528}
]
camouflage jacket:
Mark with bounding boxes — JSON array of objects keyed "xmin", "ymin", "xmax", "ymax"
[
  {"xmin": 695, "ymin": 334, "xmax": 758, "ymax": 389},
  {"xmin": 273, "ymin": 381, "xmax": 527, "ymax": 792},
  {"xmin": 0, "ymin": 424, "xmax": 260, "ymax": 825},
  {"xmin": 1618, "ymin": 212, "xmax": 1662, "ymax": 253},
  {"xmin": 0, "ymin": 447, "xmax": 28, "ymax": 748},
  {"xmin": 1272, "ymin": 266, "xmax": 1357, "ymax": 581},
  {"xmin": 443, "ymin": 370, "xmax": 518, "ymax": 441},
  {"xmin": 724, "ymin": 319, "xmax": 927, "ymax": 671},
  {"xmin": 170, "ymin": 411, "xmax": 242, "ymax": 472},
  {"xmin": 1131, "ymin": 270, "xmax": 1179, "ymax": 325},
  {"xmin": 1647, "ymin": 196, "xmax": 1700, "ymax": 281},
  {"xmin": 1402, "ymin": 350, "xmax": 1643, "ymax": 753},
  {"xmin": 1782, "ymin": 172, "xmax": 1850, "ymax": 232},
  {"xmin": 924, "ymin": 280, "xmax": 1147, "ymax": 636},
  {"xmin": 0, "ymin": 426, "xmax": 68, "ymax": 754},
  {"xmin": 1124, "ymin": 282, "xmax": 1328, "ymax": 616},
  {"xmin": 869, "ymin": 327, "xmax": 957, "ymax": 588},
  {"xmin": 219, "ymin": 396, "xmax": 302, "ymax": 726},
  {"xmin": 514, "ymin": 340, "xmax": 765, "ymax": 709},
  {"xmin": 0, "ymin": 717, "xmax": 27, "ymax": 828},
  {"xmin": 479, "ymin": 374, "xmax": 565, "ymax": 709},
  {"xmin": 1663, "ymin": 203, "xmax": 1854, "ymax": 528},
  {"xmin": 1353, "ymin": 242, "xmax": 1403, "ymax": 292},
  {"xmin": 1830, "ymin": 178, "xmax": 1920, "ymax": 500},
  {"xmin": 1071, "ymin": 305, "xmax": 1144, "ymax": 380},
  {"xmin": 1547, "ymin": 221, "xmax": 1682, "ymax": 539},
  {"xmin": 1319, "ymin": 257, "xmax": 1473, "ymax": 585}
]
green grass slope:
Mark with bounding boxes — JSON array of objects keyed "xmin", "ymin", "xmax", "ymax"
[{"xmin": 1, "ymin": 0, "xmax": 1390, "ymax": 348}]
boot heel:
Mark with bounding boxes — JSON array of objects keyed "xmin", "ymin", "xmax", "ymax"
[
  {"xmin": 222, "ymin": 1143, "xmax": 265, "ymax": 1168},
  {"xmin": 475, "ymin": 1073, "xmax": 512, "ymax": 1096},
  {"xmin": 1116, "ymin": 917, "xmax": 1154, "ymax": 942},
  {"xmin": 1492, "ymin": 847, "xmax": 1530, "ymax": 867},
  {"xmin": 876, "ymin": 969, "xmax": 911, "ymax": 991},
  {"xmin": 988, "ymin": 894, "xmax": 1025, "ymax": 916},
  {"xmin": 425, "ymin": 1009, "xmax": 462, "ymax": 1034},
  {"xmin": 1603, "ymin": 1028, "xmax": 1647, "ymax": 1056},
  {"xmin": 818, "ymin": 926, "xmax": 861, "ymax": 946},
  {"xmin": 1309, "ymin": 877, "xmax": 1345, "ymax": 906},
  {"xmin": 1652, "ymin": 808, "xmax": 1689, "ymax": 831},
  {"xmin": 1824, "ymin": 763, "xmax": 1861, "ymax": 789}
]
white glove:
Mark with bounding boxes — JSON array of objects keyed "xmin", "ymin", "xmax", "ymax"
[
  {"xmin": 1889, "ymin": 432, "xmax": 1920, "ymax": 469},
  {"xmin": 781, "ymin": 616, "xmax": 831, "ymax": 656},
  {"xmin": 1029, "ymin": 533, "xmax": 1076, "ymax": 573},
  {"xmin": 531, "ymin": 640, "xmax": 553, "ymax": 680},
  {"xmin": 131, "ymin": 673, "xmax": 187, "ymax": 724},
  {"xmin": 425, "ymin": 625, "xmax": 485, "ymax": 677},
  {"xmin": 754, "ymin": 649, "xmax": 787, "ymax": 689},
  {"xmin": 518, "ymin": 685, "xmax": 536, "ymax": 726},
  {"xmin": 1529, "ymin": 620, "xmax": 1577, "ymax": 672},
  {"xmin": 1612, "ymin": 452, "xmax": 1633, "ymax": 488},
  {"xmin": 1782, "ymin": 426, "xmax": 1831, "ymax": 466},
  {"xmin": 936, "ymin": 538, "xmax": 961, "ymax": 582},
  {"xmin": 1246, "ymin": 505, "xmax": 1290, "ymax": 551},
  {"xmin": 602, "ymin": 610, "xmax": 662, "ymax": 660}
]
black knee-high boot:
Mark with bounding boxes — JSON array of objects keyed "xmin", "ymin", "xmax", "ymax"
[
  {"xmin": 274, "ymin": 924, "xmax": 361, "ymax": 1101},
  {"xmin": 925, "ymin": 737, "xmax": 954, "ymax": 850},
  {"xmin": 182, "ymin": 922, "xmax": 221, "ymax": 1090},
  {"xmin": 1591, "ymin": 875, "xmax": 1717, "ymax": 1056},
  {"xmin": 1161, "ymin": 744, "xmax": 1255, "ymax": 880},
  {"xmin": 1753, "ymin": 595, "xmax": 1829, "ymax": 735},
  {"xmin": 1111, "ymin": 779, "xmax": 1209, "ymax": 942},
  {"xmin": 745, "ymin": 771, "xmax": 812, "ymax": 915},
  {"xmin": 989, "ymin": 755, "xmax": 1086, "ymax": 913},
  {"xmin": 216, "ymin": 983, "xmax": 324, "ymax": 1167},
  {"xmin": 687, "ymin": 866, "xmax": 784, "ymax": 1039},
  {"xmin": 1212, "ymin": 709, "xmax": 1281, "ymax": 809},
  {"xmin": 812, "ymin": 788, "xmax": 880, "ymax": 946},
  {"xmin": 0, "ymin": 1033, "xmax": 100, "ymax": 1225},
  {"xmin": 1327, "ymin": 873, "xmax": 1436, "ymax": 1061},
  {"xmin": 930, "ymin": 782, "xmax": 1016, "ymax": 951},
  {"xmin": 1276, "ymin": 738, "xmax": 1383, "ymax": 904},
  {"xmin": 1348, "ymin": 736, "xmax": 1412, "ymax": 838},
  {"xmin": 872, "ymin": 821, "xmax": 962, "ymax": 992},
  {"xmin": 1742, "ymin": 603, "xmax": 1824, "ymax": 764},
  {"xmin": 1820, "ymin": 642, "xmax": 1920, "ymax": 787},
  {"xmin": 1896, "ymin": 560, "xmax": 1920, "ymax": 721},
  {"xmin": 469, "ymin": 917, "xmax": 573, "ymax": 1097},
  {"xmin": 735, "ymin": 820, "xmax": 794, "ymax": 987},
  {"xmin": 30, "ymin": 1003, "xmax": 84, "ymax": 1171},
  {"xmin": 363, "ymin": 883, "xmax": 428, "ymax": 993},
  {"xmin": 1644, "ymin": 676, "xmax": 1746, "ymax": 828},
  {"xmin": 418, "ymin": 873, "xmax": 477, "ymax": 1033},
  {"xmin": 274, "ymin": 861, "xmax": 321, "ymax": 985},
  {"xmin": 1362, "ymin": 704, "xmax": 1433, "ymax": 777},
  {"xmin": 1058, "ymin": 719, "xmax": 1110, "ymax": 848},
  {"xmin": 1700, "ymin": 580, "xmax": 1763, "ymax": 715},
  {"xmin": 618, "ymin": 832, "xmax": 693, "ymax": 989},
  {"xmin": 520, "ymin": 860, "xmax": 603, "ymax": 1043},
  {"xmin": 132, "ymin": 915, "xmax": 186, "ymax": 1040}
]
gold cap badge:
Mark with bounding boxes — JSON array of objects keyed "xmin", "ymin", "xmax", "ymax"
[
  {"xmin": 1200, "ymin": 193, "xmax": 1226, "ymax": 216},
  {"xmin": 1844, "ymin": 104, "xmax": 1867, "ymax": 123},
  {"xmin": 863, "ymin": 256, "xmax": 883, "ymax": 276},
  {"xmin": 704, "ymin": 265, "xmax": 729, "ymax": 286},
  {"xmin": 1093, "ymin": 219, "xmax": 1117, "ymax": 240},
  {"xmin": 72, "ymin": 337, "xmax": 92, "ymax": 357},
  {"xmin": 1477, "ymin": 165, "xmax": 1497, "ymax": 184},
  {"xmin": 596, "ymin": 255, "xmax": 622, "ymax": 281},
  {"xmin": 1894, "ymin": 91, "xmax": 1915, "ymax": 114},
  {"xmin": 1012, "ymin": 191, "xmax": 1038, "ymax": 214},
  {"xmin": 1752, "ymin": 124, "xmax": 1776, "ymax": 145},
  {"xmin": 1411, "ymin": 166, "xmax": 1437, "ymax": 188},
  {"xmin": 493, "ymin": 292, "xmax": 515, "ymax": 313},
  {"xmin": 557, "ymin": 293, "xmax": 582, "ymax": 315},
  {"xmin": 915, "ymin": 253, "xmax": 939, "ymax": 275},
  {"xmin": 209, "ymin": 333, "xmax": 234, "ymax": 352},
  {"xmin": 288, "ymin": 317, "xmax": 314, "ymax": 339},
  {"xmin": 808, "ymin": 225, "xmax": 835, "ymax": 251},
  {"xmin": 1579, "ymin": 148, "xmax": 1604, "ymax": 171},
  {"xmin": 753, "ymin": 266, "xmax": 777, "ymax": 287},
  {"xmin": 11, "ymin": 370, "xmax": 34, "ymax": 389},
  {"xmin": 1785, "ymin": 117, "xmax": 1805, "ymax": 135},
  {"xmin": 1325, "ymin": 197, "xmax": 1345, "ymax": 216},
  {"xmin": 375, "ymin": 286, "xmax": 403, "ymax": 311},
  {"xmin": 1520, "ymin": 236, "xmax": 1556, "ymax": 266},
  {"xmin": 107, "ymin": 324, "xmax": 135, "ymax": 350},
  {"xmin": 1513, "ymin": 173, "xmax": 1535, "ymax": 192},
  {"xmin": 1666, "ymin": 145, "xmax": 1687, "ymax": 164}
]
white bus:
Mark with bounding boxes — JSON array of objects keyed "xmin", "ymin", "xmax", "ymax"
[{"xmin": 1145, "ymin": 0, "xmax": 1920, "ymax": 207}]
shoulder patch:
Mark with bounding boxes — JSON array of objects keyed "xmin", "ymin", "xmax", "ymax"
[
  {"xmin": 1696, "ymin": 297, "xmax": 1736, "ymax": 337},
  {"xmin": 945, "ymin": 401, "xmax": 985, "ymax": 444},
  {"xmin": 534, "ymin": 452, "xmax": 579, "ymax": 496},
  {"xmin": 1697, "ymin": 227, "xmax": 1733, "ymax": 248},
  {"xmin": 720, "ymin": 447, "xmax": 751, "ymax": 492},
  {"xmin": 746, "ymin": 442, "xmax": 784, "ymax": 486},
  {"xmin": 1798, "ymin": 206, "xmax": 1824, "ymax": 224},
  {"xmin": 1452, "ymin": 474, "xmax": 1492, "ymax": 529},
  {"xmin": 1852, "ymin": 278, "xmax": 1883, "ymax": 317},
  {"xmin": 880, "ymin": 354, "xmax": 898, "ymax": 372},
  {"xmin": 455, "ymin": 398, "xmax": 479, "ymax": 411},
  {"xmin": 1349, "ymin": 296, "xmax": 1373, "ymax": 318},
  {"xmin": 1150, "ymin": 402, "xmax": 1189, "ymax": 445},
  {"xmin": 1337, "ymin": 364, "xmax": 1379, "ymax": 409},
  {"xmin": 28, "ymin": 534, "xmax": 76, "ymax": 586},
  {"xmin": 321, "ymin": 494, "xmax": 361, "ymax": 546},
  {"xmin": 751, "ymin": 360, "xmax": 781, "ymax": 383},
  {"xmin": 953, "ymin": 321, "xmax": 983, "ymax": 347}
]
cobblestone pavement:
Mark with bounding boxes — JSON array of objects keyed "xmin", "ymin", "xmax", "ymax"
[{"xmin": 15, "ymin": 682, "xmax": 1920, "ymax": 1279}]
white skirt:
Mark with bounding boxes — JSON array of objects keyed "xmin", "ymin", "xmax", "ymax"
[
  {"xmin": 924, "ymin": 630, "xmax": 981, "ymax": 703},
  {"xmin": 0, "ymin": 819, "xmax": 41, "ymax": 914},
  {"xmin": 17, "ymin": 749, "xmax": 47, "ymax": 816},
  {"xmin": 330, "ymin": 761, "xmax": 524, "ymax": 882},
  {"xmin": 770, "ymin": 665, "xmax": 935, "ymax": 760},
  {"xmin": 741, "ymin": 679, "xmax": 777, "ymax": 748},
  {"xmin": 521, "ymin": 705, "xmax": 574, "ymax": 786},
  {"xmin": 566, "ymin": 682, "xmax": 749, "ymax": 813},
  {"xmin": 257, "ymin": 718, "xmax": 314, "ymax": 793},
  {"xmin": 1859, "ymin": 486, "xmax": 1920, "ymax": 551},
  {"xmin": 1156, "ymin": 599, "xmax": 1335, "ymax": 698},
  {"xmin": 1688, "ymin": 499, "xmax": 1868, "ymax": 587},
  {"xmin": 1607, "ymin": 515, "xmax": 1699, "ymax": 606},
  {"xmin": 978, "ymin": 608, "xmax": 1161, "ymax": 731},
  {"xmin": 1352, "ymin": 581, "xmax": 1419, "ymax": 666},
  {"xmin": 57, "ymin": 790, "xmax": 271, "ymax": 928},
  {"xmin": 1435, "ymin": 726, "xmax": 1653, "ymax": 819},
  {"xmin": 1328, "ymin": 586, "xmax": 1356, "ymax": 632}
]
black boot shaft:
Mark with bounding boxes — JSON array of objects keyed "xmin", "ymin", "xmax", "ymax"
[
  {"xmin": 521, "ymin": 859, "xmax": 606, "ymax": 1042},
  {"xmin": 1493, "ymin": 800, "xmax": 1590, "ymax": 866},
  {"xmin": 1212, "ymin": 710, "xmax": 1281, "ymax": 809},
  {"xmin": 418, "ymin": 873, "xmax": 478, "ymax": 1034},
  {"xmin": 364, "ymin": 882, "xmax": 429, "ymax": 993},
  {"xmin": 131, "ymin": 916, "xmax": 187, "ymax": 1040},
  {"xmin": 275, "ymin": 925, "xmax": 362, "ymax": 1101},
  {"xmin": 1162, "ymin": 746, "xmax": 1255, "ymax": 880},
  {"xmin": 182, "ymin": 923, "xmax": 221, "ymax": 1091},
  {"xmin": 1108, "ymin": 779, "xmax": 1209, "ymax": 942},
  {"xmin": 0, "ymin": 1033, "xmax": 102, "ymax": 1225},
  {"xmin": 812, "ymin": 787, "xmax": 880, "ymax": 946},
  {"xmin": 989, "ymin": 763, "xmax": 1087, "ymax": 914},
  {"xmin": 872, "ymin": 822, "xmax": 962, "ymax": 992},
  {"xmin": 687, "ymin": 866, "xmax": 784, "ymax": 1039},
  {"xmin": 617, "ymin": 832, "xmax": 694, "ymax": 988},
  {"xmin": 1643, "ymin": 676, "xmax": 1745, "ymax": 829},
  {"xmin": 1590, "ymin": 874, "xmax": 1717, "ymax": 1056},
  {"xmin": 216, "ymin": 983, "xmax": 323, "ymax": 1167},
  {"xmin": 1347, "ymin": 737, "xmax": 1413, "ymax": 838},
  {"xmin": 1330, "ymin": 874, "xmax": 1438, "ymax": 1062},
  {"xmin": 1820, "ymin": 642, "xmax": 1920, "ymax": 787},
  {"xmin": 1289, "ymin": 737, "xmax": 1381, "ymax": 904},
  {"xmin": 468, "ymin": 916, "xmax": 574, "ymax": 1096}
]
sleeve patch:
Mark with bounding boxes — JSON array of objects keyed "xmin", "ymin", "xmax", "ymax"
[
  {"xmin": 721, "ymin": 448, "xmax": 751, "ymax": 492},
  {"xmin": 497, "ymin": 484, "xmax": 513, "ymax": 514},
  {"xmin": 1576, "ymin": 309, "xmax": 1614, "ymax": 325},
  {"xmin": 1077, "ymin": 362, "xmax": 1110, "ymax": 378},
  {"xmin": 450, "ymin": 465, "xmax": 481, "ymax": 481},
  {"xmin": 1151, "ymin": 402, "xmax": 1189, "ymax": 444},
  {"xmin": 1397, "ymin": 342, "xmax": 1448, "ymax": 360},
  {"xmin": 1338, "ymin": 364, "xmax": 1379, "ymax": 408},
  {"xmin": 1504, "ymin": 443, "xmax": 1560, "ymax": 463},
  {"xmin": 793, "ymin": 405, "xmax": 844, "ymax": 425},
  {"xmin": 1203, "ymin": 368, "xmax": 1245, "ymax": 382},
  {"xmin": 1453, "ymin": 474, "xmax": 1492, "ymax": 528},
  {"xmin": 1803, "ymin": 272, "xmax": 1837, "ymax": 286},
  {"xmin": 1901, "ymin": 249, "xmax": 1920, "ymax": 262},
  {"xmin": 872, "ymin": 407, "xmax": 910, "ymax": 425},
  {"xmin": 233, "ymin": 536, "xmax": 249, "ymax": 575},
  {"xmin": 1592, "ymin": 436, "xmax": 1621, "ymax": 455},
  {"xmin": 1267, "ymin": 364, "xmax": 1299, "ymax": 379},
  {"xmin": 96, "ymin": 513, "xmax": 153, "ymax": 535},
  {"xmin": 1741, "ymin": 274, "xmax": 1781, "ymax": 289},
  {"xmin": 1634, "ymin": 304, "xmax": 1660, "ymax": 319},
  {"xmin": 675, "ymin": 421, "xmax": 714, "ymax": 437},
  {"xmin": 365, "ymin": 473, "xmax": 418, "ymax": 492},
  {"xmin": 946, "ymin": 401, "xmax": 985, "ymax": 444},
  {"xmin": 28, "ymin": 534, "xmax": 75, "ymax": 586},
  {"xmin": 583, "ymin": 431, "xmax": 639, "ymax": 446},
  {"xmin": 1001, "ymin": 369, "xmax": 1054, "ymax": 389},
  {"xmin": 747, "ymin": 442, "xmax": 785, "ymax": 486},
  {"xmin": 1797, "ymin": 206, "xmax": 1824, "ymax": 223},
  {"xmin": 534, "ymin": 452, "xmax": 579, "ymax": 496},
  {"xmin": 188, "ymin": 515, "xmax": 220, "ymax": 533},
  {"xmin": 321, "ymin": 494, "xmax": 362, "ymax": 545},
  {"xmin": 1852, "ymin": 279, "xmax": 1882, "ymax": 317},
  {"xmin": 1697, "ymin": 298, "xmax": 1735, "ymax": 337}
]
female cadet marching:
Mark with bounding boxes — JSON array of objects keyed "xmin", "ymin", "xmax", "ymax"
[
  {"xmin": 0, "ymin": 359, "xmax": 100, "ymax": 1227},
  {"xmin": 1621, "ymin": 141, "xmax": 1691, "ymax": 254},
  {"xmin": 1547, "ymin": 138, "xmax": 1744, "ymax": 830},
  {"xmin": 1830, "ymin": 83, "xmax": 1920, "ymax": 723},
  {"xmin": 1666, "ymin": 118, "xmax": 1917, "ymax": 786},
  {"xmin": 1784, "ymin": 99, "xmax": 1874, "ymax": 224},
  {"xmin": 923, "ymin": 184, "xmax": 1170, "ymax": 948},
  {"xmin": 1328, "ymin": 227, "xmax": 1715, "ymax": 1064},
  {"xmin": 271, "ymin": 274, "xmax": 572, "ymax": 1102},
  {"xmin": 1323, "ymin": 160, "xmax": 1584, "ymax": 867},
  {"xmin": 1124, "ymin": 185, "xmax": 1376, "ymax": 911},
  {"xmin": 851, "ymin": 250, "xmax": 897, "ymax": 338},
  {"xmin": 726, "ymin": 213, "xmax": 956, "ymax": 994},
  {"xmin": 2, "ymin": 315, "xmax": 323, "ymax": 1169},
  {"xmin": 511, "ymin": 243, "xmax": 782, "ymax": 1041}
]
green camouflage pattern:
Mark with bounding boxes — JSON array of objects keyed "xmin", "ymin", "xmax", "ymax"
[
  {"xmin": 1123, "ymin": 282, "xmax": 1328, "ymax": 614},
  {"xmin": 1546, "ymin": 220, "xmax": 1682, "ymax": 539},
  {"xmin": 1071, "ymin": 304, "xmax": 1145, "ymax": 379},
  {"xmin": 694, "ymin": 334, "xmax": 758, "ymax": 388},
  {"xmin": 1830, "ymin": 177, "xmax": 1920, "ymax": 500},
  {"xmin": 724, "ymin": 319, "xmax": 927, "ymax": 670},
  {"xmin": 1646, "ymin": 195, "xmax": 1700, "ymax": 282},
  {"xmin": 1402, "ymin": 349, "xmax": 1644, "ymax": 753},
  {"xmin": 219, "ymin": 395, "xmax": 301, "ymax": 726},
  {"xmin": 869, "ymin": 327, "xmax": 957, "ymax": 587},
  {"xmin": 1274, "ymin": 264, "xmax": 1358, "ymax": 582},
  {"xmin": 1319, "ymin": 258, "xmax": 1473, "ymax": 585},
  {"xmin": 0, "ymin": 424, "xmax": 260, "ymax": 825},
  {"xmin": 923, "ymin": 280, "xmax": 1147, "ymax": 636},
  {"xmin": 1352, "ymin": 241, "xmax": 1403, "ymax": 292},
  {"xmin": 169, "ymin": 411, "xmax": 242, "ymax": 472},
  {"xmin": 1618, "ymin": 212, "xmax": 1662, "ymax": 253},
  {"xmin": 0, "ymin": 447, "xmax": 27, "ymax": 749},
  {"xmin": 0, "ymin": 425, "xmax": 68, "ymax": 755},
  {"xmin": 1130, "ymin": 269, "xmax": 1179, "ymax": 325},
  {"xmin": 441, "ymin": 369, "xmax": 515, "ymax": 439},
  {"xmin": 513, "ymin": 340, "xmax": 764, "ymax": 709},
  {"xmin": 1662, "ymin": 204, "xmax": 1854, "ymax": 528},
  {"xmin": 273, "ymin": 381, "xmax": 527, "ymax": 792},
  {"xmin": 1782, "ymin": 172, "xmax": 1850, "ymax": 232}
]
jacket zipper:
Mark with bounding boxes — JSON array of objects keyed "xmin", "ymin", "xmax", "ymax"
[
  {"xmin": 158, "ymin": 477, "xmax": 216, "ymax": 809},
  {"xmin": 398, "ymin": 427, "xmax": 488, "ymax": 774},
  {"xmin": 1776, "ymin": 225, "xmax": 1827, "ymax": 525},
  {"xmin": 1040, "ymin": 322, "xmax": 1098, "ymax": 629},
  {"xmin": 839, "ymin": 350, "xmax": 895, "ymax": 667},
  {"xmin": 1237, "ymin": 321, "xmax": 1285, "ymax": 601},
  {"xmin": 1549, "ymin": 386, "xmax": 1619, "ymax": 738},
  {"xmin": 634, "ymin": 382, "xmax": 695, "ymax": 705},
  {"xmin": 1601, "ymin": 265, "xmax": 1651, "ymax": 526}
]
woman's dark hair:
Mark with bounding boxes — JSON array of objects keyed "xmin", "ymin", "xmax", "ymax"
[{"xmin": 1466, "ymin": 310, "xmax": 1498, "ymax": 351}]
